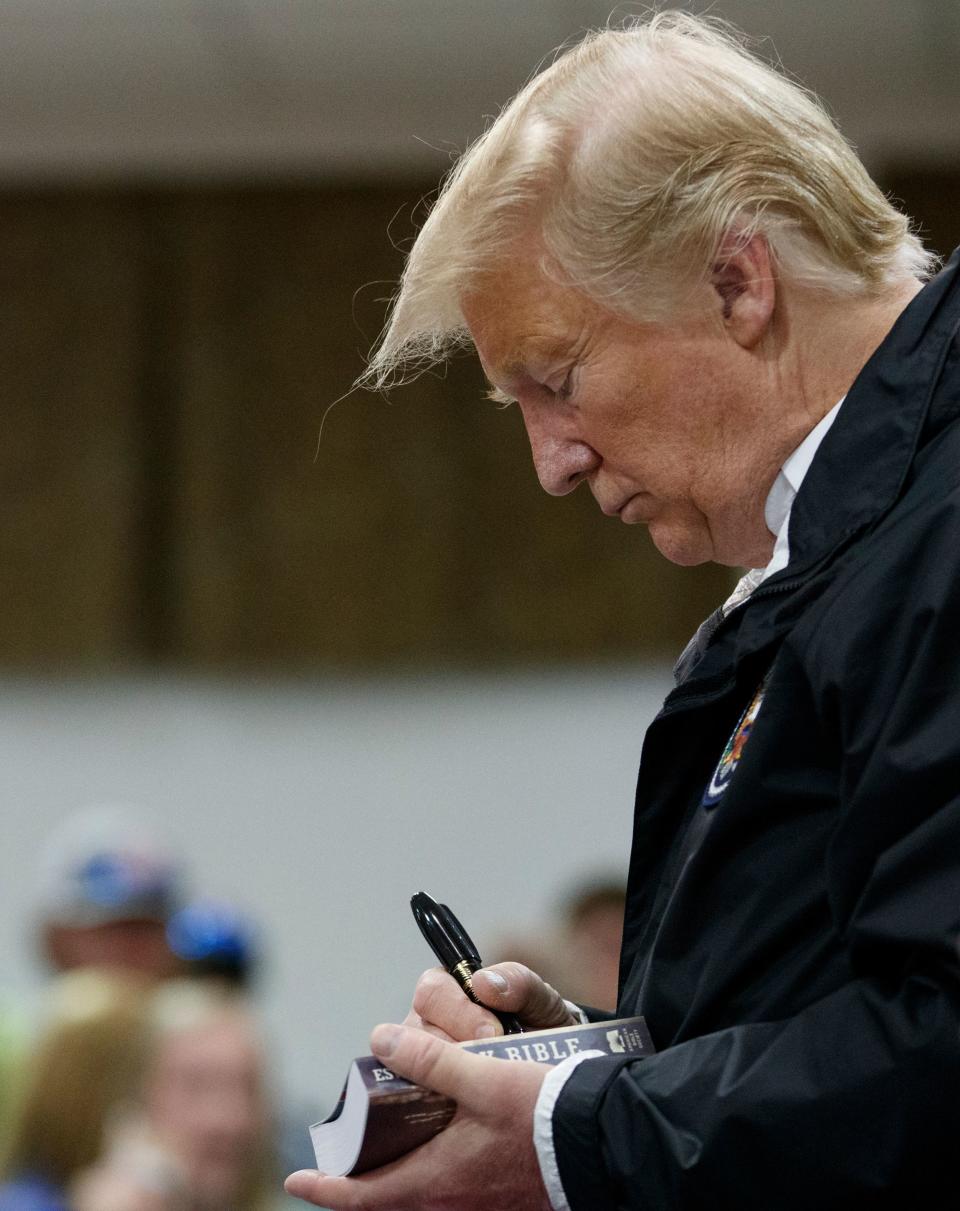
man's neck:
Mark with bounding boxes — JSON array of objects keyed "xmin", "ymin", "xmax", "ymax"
[
  {"xmin": 791, "ymin": 279, "xmax": 924, "ymax": 432},
  {"xmin": 733, "ymin": 277, "xmax": 925, "ymax": 569}
]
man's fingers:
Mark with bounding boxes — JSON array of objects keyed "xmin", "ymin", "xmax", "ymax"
[
  {"xmin": 407, "ymin": 962, "xmax": 574, "ymax": 1043},
  {"xmin": 411, "ymin": 966, "xmax": 502, "ymax": 1041},
  {"xmin": 285, "ymin": 1170, "xmax": 373, "ymax": 1208},
  {"xmin": 471, "ymin": 963, "xmax": 575, "ymax": 1028},
  {"xmin": 370, "ymin": 1022, "xmax": 492, "ymax": 1102},
  {"xmin": 284, "ymin": 1171, "xmax": 332, "ymax": 1206},
  {"xmin": 401, "ymin": 1006, "xmax": 459, "ymax": 1042}
]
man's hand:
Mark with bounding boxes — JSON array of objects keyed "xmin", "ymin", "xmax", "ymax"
[
  {"xmin": 285, "ymin": 1023, "xmax": 553, "ymax": 1210},
  {"xmin": 404, "ymin": 962, "xmax": 576, "ymax": 1042}
]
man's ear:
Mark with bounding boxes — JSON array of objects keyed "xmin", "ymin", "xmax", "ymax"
[{"xmin": 711, "ymin": 231, "xmax": 776, "ymax": 349}]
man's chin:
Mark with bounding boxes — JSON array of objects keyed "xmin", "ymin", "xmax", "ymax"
[
  {"xmin": 649, "ymin": 525, "xmax": 713, "ymax": 567},
  {"xmin": 650, "ymin": 519, "xmax": 770, "ymax": 569}
]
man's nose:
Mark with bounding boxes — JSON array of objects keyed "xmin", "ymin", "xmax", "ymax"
[{"xmin": 523, "ymin": 415, "xmax": 600, "ymax": 496}]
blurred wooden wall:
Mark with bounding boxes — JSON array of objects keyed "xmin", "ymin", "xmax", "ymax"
[{"xmin": 1, "ymin": 169, "xmax": 954, "ymax": 672}]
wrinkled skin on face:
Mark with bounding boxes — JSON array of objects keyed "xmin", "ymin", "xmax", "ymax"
[{"xmin": 462, "ymin": 237, "xmax": 819, "ymax": 570}]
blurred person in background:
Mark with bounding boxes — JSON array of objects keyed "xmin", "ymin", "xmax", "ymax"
[
  {"xmin": 163, "ymin": 898, "xmax": 316, "ymax": 1179},
  {"xmin": 489, "ymin": 877, "xmax": 626, "ymax": 1013},
  {"xmin": 552, "ymin": 879, "xmax": 625, "ymax": 1013},
  {"xmin": 165, "ymin": 900, "xmax": 259, "ymax": 991},
  {"xmin": 35, "ymin": 806, "xmax": 186, "ymax": 981},
  {"xmin": 2, "ymin": 808, "xmax": 188, "ymax": 1199},
  {"xmin": 72, "ymin": 979, "xmax": 286, "ymax": 1211},
  {"xmin": 0, "ymin": 970, "xmax": 151, "ymax": 1211},
  {"xmin": 0, "ymin": 1004, "xmax": 28, "ymax": 1172},
  {"xmin": 287, "ymin": 11, "xmax": 960, "ymax": 1211},
  {"xmin": 39, "ymin": 825, "xmax": 311, "ymax": 1201}
]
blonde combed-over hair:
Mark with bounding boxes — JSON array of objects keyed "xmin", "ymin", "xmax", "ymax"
[{"xmin": 364, "ymin": 11, "xmax": 933, "ymax": 387}]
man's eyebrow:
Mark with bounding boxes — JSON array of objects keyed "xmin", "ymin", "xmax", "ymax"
[
  {"xmin": 518, "ymin": 339, "xmax": 563, "ymax": 369},
  {"xmin": 481, "ymin": 351, "xmax": 525, "ymax": 407},
  {"xmin": 482, "ymin": 340, "xmax": 567, "ymax": 406}
]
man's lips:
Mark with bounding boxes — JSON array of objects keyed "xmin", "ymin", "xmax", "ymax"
[
  {"xmin": 598, "ymin": 493, "xmax": 652, "ymax": 523},
  {"xmin": 599, "ymin": 493, "xmax": 638, "ymax": 518}
]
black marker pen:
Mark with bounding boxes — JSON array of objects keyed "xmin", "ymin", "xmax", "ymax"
[{"xmin": 411, "ymin": 891, "xmax": 523, "ymax": 1035}]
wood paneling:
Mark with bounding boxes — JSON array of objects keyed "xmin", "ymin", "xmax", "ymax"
[
  {"xmin": 164, "ymin": 187, "xmax": 733, "ymax": 667},
  {"xmin": 0, "ymin": 194, "xmax": 142, "ymax": 666},
  {"xmin": 0, "ymin": 184, "xmax": 736, "ymax": 670}
]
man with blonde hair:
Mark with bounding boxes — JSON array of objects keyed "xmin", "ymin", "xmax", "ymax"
[{"xmin": 288, "ymin": 13, "xmax": 960, "ymax": 1210}]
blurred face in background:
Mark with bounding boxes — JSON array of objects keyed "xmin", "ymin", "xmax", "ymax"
[
  {"xmin": 44, "ymin": 919, "xmax": 182, "ymax": 979},
  {"xmin": 143, "ymin": 1005, "xmax": 268, "ymax": 1210}
]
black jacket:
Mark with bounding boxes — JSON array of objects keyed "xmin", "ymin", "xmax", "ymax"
[{"xmin": 554, "ymin": 252, "xmax": 960, "ymax": 1210}]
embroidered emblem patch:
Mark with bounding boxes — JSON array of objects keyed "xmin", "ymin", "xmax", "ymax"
[{"xmin": 701, "ymin": 681, "xmax": 767, "ymax": 809}]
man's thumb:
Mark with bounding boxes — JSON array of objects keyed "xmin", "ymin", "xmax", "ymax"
[
  {"xmin": 370, "ymin": 1022, "xmax": 485, "ymax": 1099},
  {"xmin": 471, "ymin": 964, "xmax": 575, "ymax": 1028}
]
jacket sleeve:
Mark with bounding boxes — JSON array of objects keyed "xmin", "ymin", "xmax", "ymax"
[{"xmin": 552, "ymin": 493, "xmax": 960, "ymax": 1211}]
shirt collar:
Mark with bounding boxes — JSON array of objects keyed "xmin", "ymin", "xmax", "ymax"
[
  {"xmin": 722, "ymin": 398, "xmax": 844, "ymax": 615},
  {"xmin": 764, "ymin": 398, "xmax": 845, "ymax": 549}
]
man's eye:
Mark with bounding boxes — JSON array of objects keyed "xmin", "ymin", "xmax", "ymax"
[{"xmin": 554, "ymin": 370, "xmax": 575, "ymax": 400}]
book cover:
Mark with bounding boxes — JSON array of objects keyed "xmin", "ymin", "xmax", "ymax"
[{"xmin": 310, "ymin": 1015, "xmax": 654, "ymax": 1176}]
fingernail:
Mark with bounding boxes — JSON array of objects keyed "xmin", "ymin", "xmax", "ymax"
[
  {"xmin": 285, "ymin": 1170, "xmax": 320, "ymax": 1196},
  {"xmin": 483, "ymin": 970, "xmax": 508, "ymax": 993},
  {"xmin": 473, "ymin": 1021, "xmax": 499, "ymax": 1038},
  {"xmin": 371, "ymin": 1023, "xmax": 401, "ymax": 1058}
]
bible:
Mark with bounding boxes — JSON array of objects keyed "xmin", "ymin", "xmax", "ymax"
[{"xmin": 310, "ymin": 1014, "xmax": 654, "ymax": 1176}]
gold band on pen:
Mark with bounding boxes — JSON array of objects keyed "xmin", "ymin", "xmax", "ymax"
[{"xmin": 452, "ymin": 959, "xmax": 481, "ymax": 1003}]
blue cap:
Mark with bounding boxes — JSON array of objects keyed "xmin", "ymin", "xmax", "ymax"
[
  {"xmin": 166, "ymin": 899, "xmax": 257, "ymax": 971},
  {"xmin": 38, "ymin": 806, "xmax": 185, "ymax": 926}
]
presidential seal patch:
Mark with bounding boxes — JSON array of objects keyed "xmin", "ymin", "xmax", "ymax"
[{"xmin": 702, "ymin": 681, "xmax": 767, "ymax": 809}]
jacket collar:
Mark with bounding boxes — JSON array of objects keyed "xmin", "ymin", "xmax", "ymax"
[{"xmin": 786, "ymin": 246, "xmax": 960, "ymax": 571}]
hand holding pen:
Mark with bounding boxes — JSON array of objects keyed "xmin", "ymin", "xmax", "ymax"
[{"xmin": 411, "ymin": 891, "xmax": 524, "ymax": 1035}]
